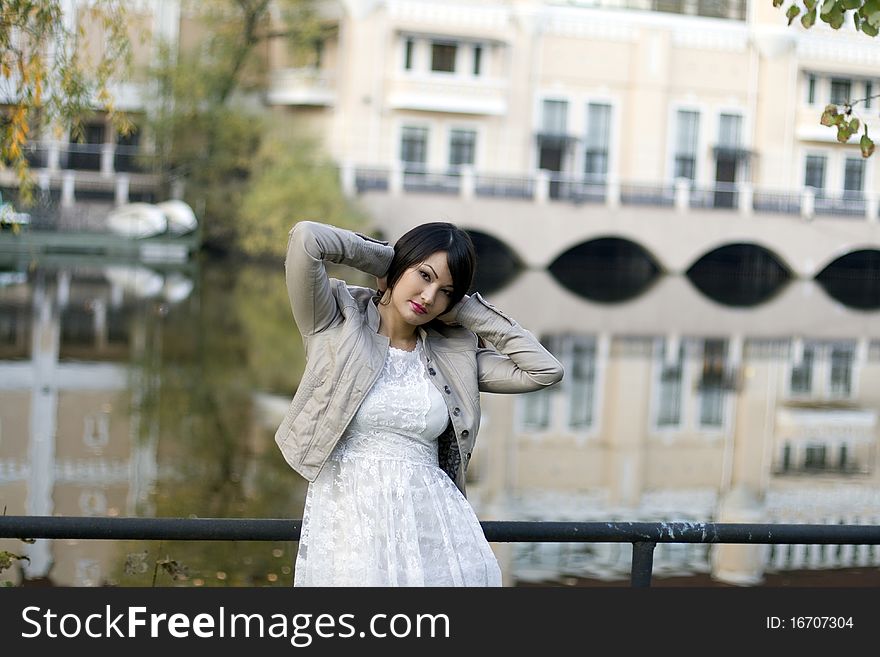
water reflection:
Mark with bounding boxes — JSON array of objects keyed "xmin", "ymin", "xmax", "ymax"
[
  {"xmin": 1, "ymin": 252, "xmax": 879, "ymax": 587},
  {"xmin": 815, "ymin": 250, "xmax": 880, "ymax": 311},
  {"xmin": 548, "ymin": 238, "xmax": 660, "ymax": 303}
]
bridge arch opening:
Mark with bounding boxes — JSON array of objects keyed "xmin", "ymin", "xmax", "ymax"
[
  {"xmin": 686, "ymin": 243, "xmax": 792, "ymax": 307},
  {"xmin": 547, "ymin": 237, "xmax": 661, "ymax": 303},
  {"xmin": 465, "ymin": 229, "xmax": 523, "ymax": 295},
  {"xmin": 815, "ymin": 249, "xmax": 880, "ymax": 310}
]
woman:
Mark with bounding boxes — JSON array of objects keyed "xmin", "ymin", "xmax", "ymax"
[{"xmin": 276, "ymin": 220, "xmax": 563, "ymax": 586}]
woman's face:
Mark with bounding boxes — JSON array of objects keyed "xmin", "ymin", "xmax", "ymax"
[{"xmin": 388, "ymin": 250, "xmax": 455, "ymax": 326}]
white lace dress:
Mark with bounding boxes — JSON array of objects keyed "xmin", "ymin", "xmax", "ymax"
[{"xmin": 294, "ymin": 342, "xmax": 502, "ymax": 586}]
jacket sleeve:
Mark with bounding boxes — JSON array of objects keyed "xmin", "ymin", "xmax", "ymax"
[
  {"xmin": 285, "ymin": 221, "xmax": 394, "ymax": 337},
  {"xmin": 438, "ymin": 292, "xmax": 564, "ymax": 393}
]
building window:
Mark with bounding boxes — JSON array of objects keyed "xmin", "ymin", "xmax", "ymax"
[
  {"xmin": 448, "ymin": 129, "xmax": 476, "ymax": 171},
  {"xmin": 674, "ymin": 110, "xmax": 699, "ymax": 180},
  {"xmin": 807, "ymin": 74, "xmax": 817, "ymax": 104},
  {"xmin": 521, "ymin": 389, "xmax": 551, "ymax": 429},
  {"xmin": 804, "ymin": 444, "xmax": 827, "ymax": 470},
  {"xmin": 400, "ymin": 126, "xmax": 428, "ymax": 172},
  {"xmin": 698, "ymin": 339, "xmax": 727, "ymax": 428},
  {"xmin": 843, "ymin": 157, "xmax": 865, "ymax": 197},
  {"xmin": 542, "ymin": 99, "xmax": 568, "ymax": 134},
  {"xmin": 790, "ymin": 344, "xmax": 815, "ymax": 395},
  {"xmin": 404, "ymin": 38, "xmax": 414, "ymax": 70},
  {"xmin": 789, "ymin": 341, "xmax": 855, "ymax": 399},
  {"xmin": 829, "ymin": 344, "xmax": 854, "ymax": 397},
  {"xmin": 865, "ymin": 81, "xmax": 873, "ymax": 109},
  {"xmin": 473, "ymin": 45, "xmax": 482, "ymax": 76},
  {"xmin": 804, "ymin": 155, "xmax": 826, "ymax": 191},
  {"xmin": 718, "ymin": 113, "xmax": 742, "ymax": 148},
  {"xmin": 657, "ymin": 343, "xmax": 684, "ymax": 427},
  {"xmin": 431, "ymin": 42, "xmax": 457, "ymax": 73},
  {"xmin": 584, "ymin": 103, "xmax": 611, "ymax": 181},
  {"xmin": 830, "ymin": 78, "xmax": 852, "ymax": 105},
  {"xmin": 567, "ymin": 337, "xmax": 597, "ymax": 429}
]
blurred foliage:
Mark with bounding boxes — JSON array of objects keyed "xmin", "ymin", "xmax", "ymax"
[
  {"xmin": 776, "ymin": 0, "xmax": 880, "ymax": 156},
  {"xmin": 0, "ymin": 0, "xmax": 132, "ymax": 202},
  {"xmin": 238, "ymin": 127, "xmax": 368, "ymax": 260},
  {"xmin": 146, "ymin": 0, "xmax": 361, "ymax": 256}
]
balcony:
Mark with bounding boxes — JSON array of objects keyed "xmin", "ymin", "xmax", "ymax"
[
  {"xmin": 387, "ymin": 75, "xmax": 507, "ymax": 115},
  {"xmin": 266, "ymin": 68, "xmax": 336, "ymax": 106}
]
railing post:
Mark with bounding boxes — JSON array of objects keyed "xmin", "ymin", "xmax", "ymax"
[
  {"xmin": 866, "ymin": 192, "xmax": 878, "ymax": 223},
  {"xmin": 738, "ymin": 182, "xmax": 753, "ymax": 217},
  {"xmin": 674, "ymin": 177, "xmax": 690, "ymax": 213},
  {"xmin": 630, "ymin": 541, "xmax": 656, "ymax": 587},
  {"xmin": 801, "ymin": 187, "xmax": 815, "ymax": 220},
  {"xmin": 534, "ymin": 170, "xmax": 550, "ymax": 204},
  {"xmin": 606, "ymin": 177, "xmax": 620, "ymax": 209},
  {"xmin": 460, "ymin": 165, "xmax": 475, "ymax": 200},
  {"xmin": 61, "ymin": 170, "xmax": 76, "ymax": 207},
  {"xmin": 171, "ymin": 178, "xmax": 186, "ymax": 201},
  {"xmin": 101, "ymin": 143, "xmax": 115, "ymax": 177},
  {"xmin": 389, "ymin": 163, "xmax": 403, "ymax": 197},
  {"xmin": 115, "ymin": 174, "xmax": 130, "ymax": 206},
  {"xmin": 47, "ymin": 140, "xmax": 61, "ymax": 171},
  {"xmin": 340, "ymin": 160, "xmax": 356, "ymax": 198}
]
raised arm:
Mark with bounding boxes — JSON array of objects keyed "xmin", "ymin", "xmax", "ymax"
[
  {"xmin": 439, "ymin": 293, "xmax": 564, "ymax": 393},
  {"xmin": 285, "ymin": 221, "xmax": 394, "ymax": 336}
]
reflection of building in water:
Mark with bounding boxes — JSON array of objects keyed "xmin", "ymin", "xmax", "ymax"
[
  {"xmin": 0, "ymin": 265, "xmax": 187, "ymax": 585},
  {"xmin": 465, "ymin": 271, "xmax": 880, "ymax": 585}
]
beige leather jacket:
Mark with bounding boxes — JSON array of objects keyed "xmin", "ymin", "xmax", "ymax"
[{"xmin": 275, "ymin": 221, "xmax": 564, "ymax": 496}]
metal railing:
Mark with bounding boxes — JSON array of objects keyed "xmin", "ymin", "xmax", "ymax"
[
  {"xmin": 3, "ymin": 516, "xmax": 880, "ymax": 587},
  {"xmin": 344, "ymin": 165, "xmax": 880, "ymax": 222}
]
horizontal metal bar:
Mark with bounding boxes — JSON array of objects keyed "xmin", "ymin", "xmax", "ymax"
[{"xmin": 2, "ymin": 517, "xmax": 880, "ymax": 545}]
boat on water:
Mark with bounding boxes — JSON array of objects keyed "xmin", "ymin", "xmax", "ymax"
[
  {"xmin": 107, "ymin": 203, "xmax": 167, "ymax": 239},
  {"xmin": 156, "ymin": 200, "xmax": 198, "ymax": 235}
]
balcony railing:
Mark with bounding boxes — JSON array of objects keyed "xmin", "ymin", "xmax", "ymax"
[
  {"xmin": 340, "ymin": 164, "xmax": 880, "ymax": 222},
  {"xmin": 2, "ymin": 516, "xmax": 880, "ymax": 587}
]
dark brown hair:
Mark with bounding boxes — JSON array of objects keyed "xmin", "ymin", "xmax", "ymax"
[{"xmin": 382, "ymin": 222, "xmax": 476, "ymax": 308}]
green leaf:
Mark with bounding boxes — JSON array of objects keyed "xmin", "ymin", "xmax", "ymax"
[
  {"xmin": 801, "ymin": 7, "xmax": 818, "ymax": 26},
  {"xmin": 861, "ymin": 133, "xmax": 875, "ymax": 157},
  {"xmin": 820, "ymin": 0, "xmax": 837, "ymax": 14},
  {"xmin": 787, "ymin": 4, "xmax": 802, "ymax": 23},
  {"xmin": 829, "ymin": 5, "xmax": 846, "ymax": 27},
  {"xmin": 804, "ymin": 0, "xmax": 817, "ymax": 9},
  {"xmin": 820, "ymin": 104, "xmax": 839, "ymax": 126},
  {"xmin": 850, "ymin": 118, "xmax": 861, "ymax": 132},
  {"xmin": 854, "ymin": 10, "xmax": 862, "ymax": 28},
  {"xmin": 773, "ymin": 0, "xmax": 785, "ymax": 7},
  {"xmin": 837, "ymin": 126, "xmax": 853, "ymax": 142},
  {"xmin": 841, "ymin": 0, "xmax": 862, "ymax": 8},
  {"xmin": 861, "ymin": 0, "xmax": 880, "ymax": 21},
  {"xmin": 862, "ymin": 17, "xmax": 880, "ymax": 33}
]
